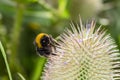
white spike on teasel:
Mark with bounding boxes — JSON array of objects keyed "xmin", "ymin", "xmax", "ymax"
[{"xmin": 42, "ymin": 19, "xmax": 120, "ymax": 80}]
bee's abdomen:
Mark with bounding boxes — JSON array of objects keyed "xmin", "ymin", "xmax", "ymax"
[{"xmin": 37, "ymin": 47, "xmax": 52, "ymax": 56}]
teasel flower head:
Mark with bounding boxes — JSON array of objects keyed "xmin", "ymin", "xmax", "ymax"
[{"xmin": 42, "ymin": 19, "xmax": 120, "ymax": 80}]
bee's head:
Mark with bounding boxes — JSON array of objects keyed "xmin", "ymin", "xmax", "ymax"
[{"xmin": 34, "ymin": 33, "xmax": 50, "ymax": 49}]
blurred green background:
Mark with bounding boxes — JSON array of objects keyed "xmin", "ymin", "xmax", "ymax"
[{"xmin": 0, "ymin": 0, "xmax": 120, "ymax": 80}]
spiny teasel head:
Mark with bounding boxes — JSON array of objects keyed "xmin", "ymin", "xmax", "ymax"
[{"xmin": 42, "ymin": 19, "xmax": 120, "ymax": 80}]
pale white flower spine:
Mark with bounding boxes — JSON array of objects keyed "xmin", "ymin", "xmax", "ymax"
[{"xmin": 42, "ymin": 19, "xmax": 120, "ymax": 80}]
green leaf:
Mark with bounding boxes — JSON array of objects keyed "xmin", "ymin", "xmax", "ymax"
[
  {"xmin": 0, "ymin": 41, "xmax": 13, "ymax": 80},
  {"xmin": 18, "ymin": 73, "xmax": 26, "ymax": 80}
]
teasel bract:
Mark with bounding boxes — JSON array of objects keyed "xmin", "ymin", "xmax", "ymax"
[{"xmin": 42, "ymin": 19, "xmax": 120, "ymax": 80}]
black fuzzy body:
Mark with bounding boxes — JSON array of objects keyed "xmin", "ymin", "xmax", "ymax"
[
  {"xmin": 35, "ymin": 35, "xmax": 56, "ymax": 57},
  {"xmin": 36, "ymin": 46, "xmax": 52, "ymax": 57}
]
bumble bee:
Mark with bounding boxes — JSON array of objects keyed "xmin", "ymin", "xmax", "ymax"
[{"xmin": 34, "ymin": 33, "xmax": 57, "ymax": 57}]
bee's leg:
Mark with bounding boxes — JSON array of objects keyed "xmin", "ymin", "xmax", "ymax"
[
  {"xmin": 49, "ymin": 35, "xmax": 60, "ymax": 56},
  {"xmin": 49, "ymin": 35, "xmax": 59, "ymax": 47},
  {"xmin": 51, "ymin": 53, "xmax": 57, "ymax": 56}
]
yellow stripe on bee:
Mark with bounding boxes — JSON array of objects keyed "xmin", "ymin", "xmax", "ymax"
[{"xmin": 35, "ymin": 33, "xmax": 48, "ymax": 48}]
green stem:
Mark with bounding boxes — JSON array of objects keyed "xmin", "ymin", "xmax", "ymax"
[
  {"xmin": 38, "ymin": 0, "xmax": 64, "ymax": 18},
  {"xmin": 31, "ymin": 57, "xmax": 47, "ymax": 80},
  {"xmin": 11, "ymin": 4, "xmax": 24, "ymax": 45},
  {"xmin": 10, "ymin": 3, "xmax": 25, "ymax": 75},
  {"xmin": 58, "ymin": 0, "xmax": 69, "ymax": 18},
  {"xmin": 0, "ymin": 41, "xmax": 12, "ymax": 80},
  {"xmin": 38, "ymin": 0, "xmax": 57, "ymax": 14}
]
